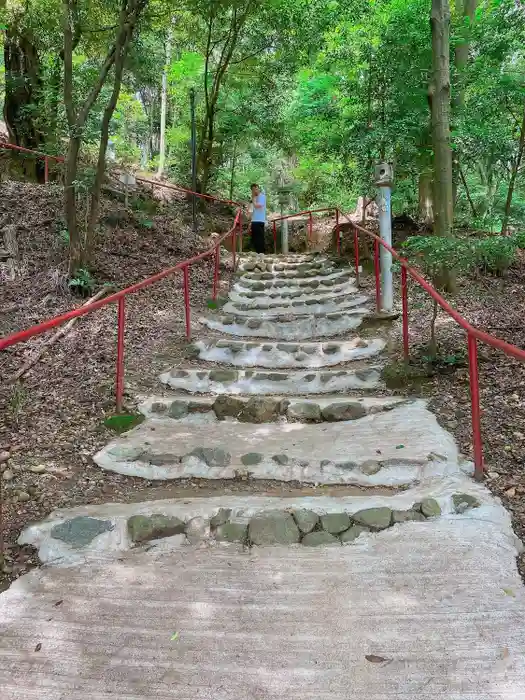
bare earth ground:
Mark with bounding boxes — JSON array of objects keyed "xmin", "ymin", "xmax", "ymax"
[{"xmin": 1, "ymin": 188, "xmax": 525, "ymax": 588}]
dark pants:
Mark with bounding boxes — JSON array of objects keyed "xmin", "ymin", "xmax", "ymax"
[{"xmin": 251, "ymin": 222, "xmax": 266, "ymax": 254}]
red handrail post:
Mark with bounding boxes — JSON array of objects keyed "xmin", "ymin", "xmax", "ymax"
[
  {"xmin": 468, "ymin": 332, "xmax": 484, "ymax": 480},
  {"xmin": 374, "ymin": 237, "xmax": 381, "ymax": 312},
  {"xmin": 232, "ymin": 222, "xmax": 237, "ymax": 270},
  {"xmin": 401, "ymin": 263, "xmax": 409, "ymax": 362},
  {"xmin": 44, "ymin": 157, "xmax": 49, "ymax": 184},
  {"xmin": 308, "ymin": 211, "xmax": 313, "ymax": 246},
  {"xmin": 212, "ymin": 245, "xmax": 220, "ymax": 301},
  {"xmin": 239, "ymin": 210, "xmax": 243, "ymax": 254},
  {"xmin": 183, "ymin": 265, "xmax": 191, "ymax": 340},
  {"xmin": 335, "ymin": 209, "xmax": 340, "ymax": 253},
  {"xmin": 116, "ymin": 297, "xmax": 125, "ymax": 413},
  {"xmin": 353, "ymin": 225, "xmax": 360, "ymax": 286},
  {"xmin": 273, "ymin": 221, "xmax": 277, "ymax": 254}
]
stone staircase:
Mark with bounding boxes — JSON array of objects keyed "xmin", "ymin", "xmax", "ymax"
[{"xmin": 4, "ymin": 252, "xmax": 525, "ymax": 699}]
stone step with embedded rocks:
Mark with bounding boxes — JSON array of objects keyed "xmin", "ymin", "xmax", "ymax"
[
  {"xmin": 193, "ymin": 337, "xmax": 386, "ymax": 368},
  {"xmin": 235, "ymin": 268, "xmax": 351, "ymax": 291},
  {"xmin": 93, "ymin": 399, "xmax": 459, "ymax": 484},
  {"xmin": 221, "ymin": 293, "xmax": 370, "ymax": 318},
  {"xmin": 159, "ymin": 366, "xmax": 382, "ymax": 395},
  {"xmin": 238, "ymin": 255, "xmax": 329, "ymax": 272},
  {"xmin": 138, "ymin": 393, "xmax": 408, "ymax": 423},
  {"xmin": 240, "ymin": 264, "xmax": 343, "ymax": 281},
  {"xmin": 200, "ymin": 307, "xmax": 370, "ymax": 340},
  {"xmin": 229, "ymin": 280, "xmax": 358, "ymax": 305}
]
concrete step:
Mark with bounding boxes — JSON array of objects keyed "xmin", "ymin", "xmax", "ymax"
[
  {"xmin": 139, "ymin": 393, "xmax": 406, "ymax": 422},
  {"xmin": 239, "ymin": 257, "xmax": 329, "ymax": 273},
  {"xmin": 200, "ymin": 307, "xmax": 369, "ymax": 340},
  {"xmin": 222, "ymin": 294, "xmax": 369, "ymax": 318},
  {"xmin": 159, "ymin": 366, "xmax": 382, "ymax": 395},
  {"xmin": 94, "ymin": 400, "xmax": 459, "ymax": 484},
  {"xmin": 241, "ymin": 266, "xmax": 343, "ymax": 282},
  {"xmin": 194, "ymin": 338, "xmax": 386, "ymax": 368},
  {"xmin": 12, "ymin": 483, "xmax": 524, "ymax": 700},
  {"xmin": 237, "ymin": 269, "xmax": 350, "ymax": 290},
  {"xmin": 229, "ymin": 280, "xmax": 357, "ymax": 305}
]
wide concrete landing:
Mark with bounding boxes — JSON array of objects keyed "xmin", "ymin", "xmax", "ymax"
[
  {"xmin": 3, "ymin": 506, "xmax": 525, "ymax": 699},
  {"xmin": 94, "ymin": 400, "xmax": 458, "ymax": 484}
]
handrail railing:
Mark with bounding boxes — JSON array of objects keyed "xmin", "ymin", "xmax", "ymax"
[
  {"xmin": 289, "ymin": 206, "xmax": 525, "ymax": 481},
  {"xmin": 0, "ymin": 143, "xmax": 64, "ymax": 184},
  {"xmin": 0, "ymin": 184, "xmax": 243, "ymax": 412},
  {"xmin": 270, "ymin": 207, "xmax": 336, "ymax": 252}
]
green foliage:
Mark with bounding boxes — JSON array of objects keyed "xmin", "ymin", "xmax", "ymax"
[
  {"xmin": 68, "ymin": 268, "xmax": 95, "ymax": 296},
  {"xmin": 474, "ymin": 236, "xmax": 516, "ymax": 274},
  {"xmin": 104, "ymin": 413, "xmax": 145, "ymax": 434}
]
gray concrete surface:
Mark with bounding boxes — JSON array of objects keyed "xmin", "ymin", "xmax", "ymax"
[{"xmin": 3, "ymin": 513, "xmax": 525, "ymax": 699}]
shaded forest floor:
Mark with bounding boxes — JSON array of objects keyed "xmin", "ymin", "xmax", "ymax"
[
  {"xmin": 1, "ymin": 184, "xmax": 525, "ymax": 588},
  {"xmin": 0, "ymin": 179, "xmax": 236, "ymax": 588}
]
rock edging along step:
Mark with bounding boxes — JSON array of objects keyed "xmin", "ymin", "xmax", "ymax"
[
  {"xmin": 229, "ymin": 281, "xmax": 358, "ymax": 305},
  {"xmin": 93, "ymin": 400, "xmax": 459, "ymax": 484},
  {"xmin": 139, "ymin": 394, "xmax": 407, "ymax": 423},
  {"xmin": 200, "ymin": 308, "xmax": 370, "ymax": 340},
  {"xmin": 221, "ymin": 294, "xmax": 370, "ymax": 318},
  {"xmin": 193, "ymin": 338, "xmax": 386, "ymax": 368},
  {"xmin": 17, "ymin": 480, "xmax": 496, "ymax": 564},
  {"xmin": 159, "ymin": 366, "xmax": 382, "ymax": 395},
  {"xmin": 236, "ymin": 268, "xmax": 351, "ymax": 290}
]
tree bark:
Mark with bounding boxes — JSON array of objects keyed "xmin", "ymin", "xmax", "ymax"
[
  {"xmin": 157, "ymin": 28, "xmax": 172, "ymax": 178},
  {"xmin": 501, "ymin": 102, "xmax": 525, "ymax": 234},
  {"xmin": 430, "ymin": 0, "xmax": 454, "ymax": 238},
  {"xmin": 418, "ymin": 170, "xmax": 434, "ymax": 226}
]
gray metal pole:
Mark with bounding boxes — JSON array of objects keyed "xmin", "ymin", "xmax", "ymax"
[
  {"xmin": 190, "ymin": 88, "xmax": 197, "ymax": 232},
  {"xmin": 375, "ymin": 162, "xmax": 394, "ymax": 313}
]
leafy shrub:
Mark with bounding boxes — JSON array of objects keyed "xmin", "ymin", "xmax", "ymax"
[
  {"xmin": 472, "ymin": 236, "xmax": 517, "ymax": 274},
  {"xmin": 512, "ymin": 230, "xmax": 525, "ymax": 249},
  {"xmin": 69, "ymin": 268, "xmax": 95, "ymax": 296}
]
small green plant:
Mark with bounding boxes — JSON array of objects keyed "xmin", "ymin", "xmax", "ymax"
[
  {"xmin": 103, "ymin": 413, "xmax": 144, "ymax": 434},
  {"xmin": 69, "ymin": 268, "xmax": 95, "ymax": 296},
  {"xmin": 512, "ymin": 230, "xmax": 525, "ymax": 249}
]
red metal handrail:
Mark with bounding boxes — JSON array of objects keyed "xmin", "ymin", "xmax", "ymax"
[
  {"xmin": 270, "ymin": 208, "xmax": 337, "ymax": 251},
  {"xmin": 336, "ymin": 207, "xmax": 525, "ymax": 480},
  {"xmin": 0, "ymin": 143, "xmax": 64, "ymax": 184},
  {"xmin": 0, "ymin": 184, "xmax": 241, "ymax": 412}
]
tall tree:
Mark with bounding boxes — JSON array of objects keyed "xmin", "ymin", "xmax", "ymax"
[{"xmin": 429, "ymin": 0, "xmax": 453, "ymax": 238}]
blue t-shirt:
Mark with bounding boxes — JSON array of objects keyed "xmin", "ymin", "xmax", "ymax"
[{"xmin": 251, "ymin": 192, "xmax": 266, "ymax": 223}]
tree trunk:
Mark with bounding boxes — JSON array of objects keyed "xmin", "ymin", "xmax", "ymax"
[
  {"xmin": 157, "ymin": 29, "xmax": 172, "ymax": 178},
  {"xmin": 452, "ymin": 0, "xmax": 477, "ymax": 204},
  {"xmin": 501, "ymin": 102, "xmax": 525, "ymax": 234},
  {"xmin": 229, "ymin": 142, "xmax": 237, "ymax": 201},
  {"xmin": 3, "ymin": 28, "xmax": 43, "ymax": 179},
  {"xmin": 418, "ymin": 170, "xmax": 434, "ymax": 226},
  {"xmin": 64, "ymin": 136, "xmax": 82, "ymax": 271},
  {"xmin": 430, "ymin": 0, "xmax": 454, "ymax": 238}
]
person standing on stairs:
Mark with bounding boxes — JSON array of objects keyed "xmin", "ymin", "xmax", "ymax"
[{"xmin": 250, "ymin": 183, "xmax": 267, "ymax": 254}]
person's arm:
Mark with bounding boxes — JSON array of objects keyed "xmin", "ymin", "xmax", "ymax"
[{"xmin": 253, "ymin": 194, "xmax": 264, "ymax": 209}]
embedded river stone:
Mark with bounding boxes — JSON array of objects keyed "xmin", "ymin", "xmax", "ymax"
[
  {"xmin": 287, "ymin": 402, "xmax": 322, "ymax": 422},
  {"xmin": 241, "ymin": 453, "xmax": 263, "ymax": 466},
  {"xmin": 51, "ymin": 517, "xmax": 114, "ymax": 548},
  {"xmin": 320, "ymin": 512, "xmax": 351, "ymax": 534},
  {"xmin": 392, "ymin": 510, "xmax": 426, "ymax": 524},
  {"xmin": 127, "ymin": 514, "xmax": 185, "ymax": 544},
  {"xmin": 292, "ymin": 509, "xmax": 320, "ymax": 534},
  {"xmin": 216, "ymin": 522, "xmax": 248, "ymax": 543},
  {"xmin": 302, "ymin": 531, "xmax": 339, "ymax": 546},
  {"xmin": 352, "ymin": 507, "xmax": 393, "ymax": 531},
  {"xmin": 360, "ymin": 460, "xmax": 383, "ymax": 476},
  {"xmin": 213, "ymin": 395, "xmax": 245, "ymax": 420},
  {"xmin": 239, "ymin": 397, "xmax": 281, "ymax": 423},
  {"xmin": 210, "ymin": 508, "xmax": 232, "ymax": 528},
  {"xmin": 209, "ymin": 369, "xmax": 237, "ymax": 383},
  {"xmin": 188, "ymin": 447, "xmax": 231, "ymax": 468},
  {"xmin": 248, "ymin": 511, "xmax": 300, "ymax": 545},
  {"xmin": 321, "ymin": 402, "xmax": 367, "ymax": 422},
  {"xmin": 340, "ymin": 524, "xmax": 369, "ymax": 543},
  {"xmin": 168, "ymin": 401, "xmax": 189, "ymax": 419},
  {"xmin": 452, "ymin": 493, "xmax": 481, "ymax": 513},
  {"xmin": 420, "ymin": 498, "xmax": 441, "ymax": 518}
]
